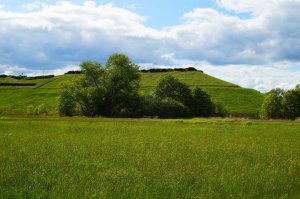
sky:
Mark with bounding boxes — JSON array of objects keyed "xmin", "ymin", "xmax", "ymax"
[{"xmin": 0, "ymin": 0, "xmax": 299, "ymax": 92}]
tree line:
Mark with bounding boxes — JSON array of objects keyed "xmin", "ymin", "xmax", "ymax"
[
  {"xmin": 59, "ymin": 53, "xmax": 225, "ymax": 118},
  {"xmin": 260, "ymin": 86, "xmax": 300, "ymax": 120}
]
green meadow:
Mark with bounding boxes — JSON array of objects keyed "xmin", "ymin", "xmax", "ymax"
[
  {"xmin": 0, "ymin": 117, "xmax": 299, "ymax": 198},
  {"xmin": 0, "ymin": 71, "xmax": 264, "ymax": 116}
]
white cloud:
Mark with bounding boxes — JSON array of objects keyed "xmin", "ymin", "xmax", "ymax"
[
  {"xmin": 0, "ymin": 64, "xmax": 79, "ymax": 76},
  {"xmin": 0, "ymin": 1, "xmax": 299, "ymax": 91},
  {"xmin": 200, "ymin": 65, "xmax": 300, "ymax": 92},
  {"xmin": 21, "ymin": 1, "xmax": 47, "ymax": 11}
]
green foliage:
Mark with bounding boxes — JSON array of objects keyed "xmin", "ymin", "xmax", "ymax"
[
  {"xmin": 1, "ymin": 117, "xmax": 299, "ymax": 198},
  {"xmin": 260, "ymin": 85, "xmax": 300, "ymax": 120},
  {"xmin": 153, "ymin": 77, "xmax": 215, "ymax": 117},
  {"xmin": 26, "ymin": 105, "xmax": 36, "ymax": 116},
  {"xmin": 282, "ymin": 89, "xmax": 300, "ymax": 120},
  {"xmin": 59, "ymin": 61, "xmax": 106, "ymax": 116},
  {"xmin": 58, "ymin": 84, "xmax": 77, "ymax": 116},
  {"xmin": 36, "ymin": 103, "xmax": 49, "ymax": 115},
  {"xmin": 155, "ymin": 75, "xmax": 192, "ymax": 107},
  {"xmin": 296, "ymin": 84, "xmax": 300, "ymax": 91},
  {"xmin": 267, "ymin": 88, "xmax": 285, "ymax": 97},
  {"xmin": 58, "ymin": 54, "xmax": 141, "ymax": 117},
  {"xmin": 140, "ymin": 95, "xmax": 190, "ymax": 118},
  {"xmin": 213, "ymin": 102, "xmax": 228, "ymax": 117},
  {"xmin": 260, "ymin": 90, "xmax": 283, "ymax": 119},
  {"xmin": 192, "ymin": 87, "xmax": 214, "ymax": 117},
  {"xmin": 103, "ymin": 53, "xmax": 141, "ymax": 116}
]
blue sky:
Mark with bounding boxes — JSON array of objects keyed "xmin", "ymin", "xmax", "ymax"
[{"xmin": 0, "ymin": 0, "xmax": 299, "ymax": 91}]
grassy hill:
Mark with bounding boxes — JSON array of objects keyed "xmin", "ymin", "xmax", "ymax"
[{"xmin": 0, "ymin": 71, "xmax": 264, "ymax": 116}]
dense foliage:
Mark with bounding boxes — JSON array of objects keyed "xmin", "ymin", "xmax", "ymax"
[
  {"xmin": 59, "ymin": 54, "xmax": 141, "ymax": 117},
  {"xmin": 260, "ymin": 85, "xmax": 300, "ymax": 120},
  {"xmin": 59, "ymin": 54, "xmax": 217, "ymax": 118},
  {"xmin": 0, "ymin": 74, "xmax": 54, "ymax": 80},
  {"xmin": 140, "ymin": 67, "xmax": 202, "ymax": 73}
]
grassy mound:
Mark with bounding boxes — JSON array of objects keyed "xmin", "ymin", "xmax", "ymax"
[{"xmin": 0, "ymin": 71, "xmax": 264, "ymax": 116}]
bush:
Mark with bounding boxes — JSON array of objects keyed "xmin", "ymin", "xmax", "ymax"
[
  {"xmin": 260, "ymin": 91, "xmax": 282, "ymax": 119},
  {"xmin": 213, "ymin": 102, "xmax": 227, "ymax": 117},
  {"xmin": 140, "ymin": 96, "xmax": 190, "ymax": 118},
  {"xmin": 155, "ymin": 75, "xmax": 193, "ymax": 107},
  {"xmin": 36, "ymin": 103, "xmax": 49, "ymax": 116},
  {"xmin": 186, "ymin": 67, "xmax": 197, "ymax": 71},
  {"xmin": 25, "ymin": 75, "xmax": 54, "ymax": 80},
  {"xmin": 282, "ymin": 90, "xmax": 300, "ymax": 120},
  {"xmin": 26, "ymin": 105, "xmax": 37, "ymax": 116},
  {"xmin": 158, "ymin": 98, "xmax": 190, "ymax": 118},
  {"xmin": 192, "ymin": 87, "xmax": 214, "ymax": 117},
  {"xmin": 64, "ymin": 70, "xmax": 84, "ymax": 75},
  {"xmin": 58, "ymin": 84, "xmax": 77, "ymax": 116}
]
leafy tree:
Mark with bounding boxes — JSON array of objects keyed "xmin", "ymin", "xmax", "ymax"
[
  {"xmin": 58, "ymin": 54, "xmax": 141, "ymax": 117},
  {"xmin": 260, "ymin": 91, "xmax": 282, "ymax": 119},
  {"xmin": 192, "ymin": 87, "xmax": 214, "ymax": 117},
  {"xmin": 267, "ymin": 88, "xmax": 285, "ymax": 97},
  {"xmin": 103, "ymin": 53, "xmax": 141, "ymax": 116},
  {"xmin": 58, "ymin": 83, "xmax": 76, "ymax": 116},
  {"xmin": 58, "ymin": 61, "xmax": 105, "ymax": 116},
  {"xmin": 155, "ymin": 75, "xmax": 192, "ymax": 108},
  {"xmin": 282, "ymin": 89, "xmax": 300, "ymax": 120}
]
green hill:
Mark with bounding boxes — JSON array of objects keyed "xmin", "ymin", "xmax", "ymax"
[{"xmin": 0, "ymin": 71, "xmax": 264, "ymax": 116}]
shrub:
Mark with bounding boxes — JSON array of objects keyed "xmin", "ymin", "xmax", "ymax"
[
  {"xmin": 155, "ymin": 75, "xmax": 193, "ymax": 107},
  {"xmin": 58, "ymin": 84, "xmax": 77, "ymax": 116},
  {"xmin": 36, "ymin": 103, "xmax": 49, "ymax": 116},
  {"xmin": 64, "ymin": 70, "xmax": 84, "ymax": 75},
  {"xmin": 26, "ymin": 105, "xmax": 37, "ymax": 116},
  {"xmin": 192, "ymin": 87, "xmax": 214, "ymax": 117},
  {"xmin": 157, "ymin": 98, "xmax": 190, "ymax": 118},
  {"xmin": 25, "ymin": 75, "xmax": 54, "ymax": 80},
  {"xmin": 282, "ymin": 90, "xmax": 300, "ymax": 120},
  {"xmin": 213, "ymin": 102, "xmax": 227, "ymax": 117},
  {"xmin": 140, "ymin": 96, "xmax": 190, "ymax": 118},
  {"xmin": 260, "ymin": 91, "xmax": 282, "ymax": 119}
]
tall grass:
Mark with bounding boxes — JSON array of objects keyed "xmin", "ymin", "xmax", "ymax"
[{"xmin": 0, "ymin": 117, "xmax": 299, "ymax": 198}]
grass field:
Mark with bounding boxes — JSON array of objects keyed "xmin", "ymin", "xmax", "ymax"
[
  {"xmin": 0, "ymin": 72, "xmax": 264, "ymax": 116},
  {"xmin": 0, "ymin": 117, "xmax": 299, "ymax": 198}
]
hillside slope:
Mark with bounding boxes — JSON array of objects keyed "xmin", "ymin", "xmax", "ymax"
[{"xmin": 0, "ymin": 71, "xmax": 264, "ymax": 116}]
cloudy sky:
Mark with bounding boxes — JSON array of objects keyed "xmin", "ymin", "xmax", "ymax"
[{"xmin": 0, "ymin": 0, "xmax": 299, "ymax": 92}]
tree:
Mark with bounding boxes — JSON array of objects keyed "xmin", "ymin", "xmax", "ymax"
[
  {"xmin": 191, "ymin": 87, "xmax": 214, "ymax": 117},
  {"xmin": 58, "ymin": 83, "xmax": 76, "ymax": 116},
  {"xmin": 260, "ymin": 91, "xmax": 282, "ymax": 119},
  {"xmin": 103, "ymin": 53, "xmax": 141, "ymax": 116},
  {"xmin": 282, "ymin": 89, "xmax": 300, "ymax": 120},
  {"xmin": 58, "ymin": 54, "xmax": 141, "ymax": 117},
  {"xmin": 154, "ymin": 75, "xmax": 192, "ymax": 108},
  {"xmin": 58, "ymin": 61, "xmax": 105, "ymax": 116},
  {"xmin": 267, "ymin": 88, "xmax": 285, "ymax": 97}
]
